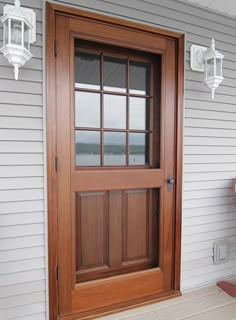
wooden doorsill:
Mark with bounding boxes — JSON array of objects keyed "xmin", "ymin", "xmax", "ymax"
[{"xmin": 59, "ymin": 290, "xmax": 181, "ymax": 320}]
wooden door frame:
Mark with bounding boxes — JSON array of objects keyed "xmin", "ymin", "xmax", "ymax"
[{"xmin": 46, "ymin": 2, "xmax": 184, "ymax": 319}]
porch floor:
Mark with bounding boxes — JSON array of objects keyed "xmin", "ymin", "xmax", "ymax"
[{"xmin": 99, "ymin": 279, "xmax": 236, "ymax": 320}]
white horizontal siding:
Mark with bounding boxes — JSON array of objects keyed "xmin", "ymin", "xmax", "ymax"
[
  {"xmin": 50, "ymin": 0, "xmax": 236, "ymax": 295},
  {"xmin": 1, "ymin": 0, "xmax": 236, "ymax": 319},
  {"xmin": 0, "ymin": 0, "xmax": 46, "ymax": 319}
]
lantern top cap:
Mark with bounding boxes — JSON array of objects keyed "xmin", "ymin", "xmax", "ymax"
[
  {"xmin": 204, "ymin": 38, "xmax": 224, "ymax": 61},
  {"xmin": 0, "ymin": 0, "xmax": 33, "ymax": 29}
]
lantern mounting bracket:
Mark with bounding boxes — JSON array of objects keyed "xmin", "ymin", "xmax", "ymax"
[
  {"xmin": 3, "ymin": 4, "xmax": 36, "ymax": 44},
  {"xmin": 190, "ymin": 44, "xmax": 207, "ymax": 72}
]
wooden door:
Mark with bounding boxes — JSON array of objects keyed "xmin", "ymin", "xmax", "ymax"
[{"xmin": 47, "ymin": 5, "xmax": 183, "ymax": 320}]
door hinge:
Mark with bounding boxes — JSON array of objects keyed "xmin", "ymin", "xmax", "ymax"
[
  {"xmin": 56, "ymin": 266, "xmax": 60, "ymax": 281},
  {"xmin": 55, "ymin": 157, "xmax": 58, "ymax": 172},
  {"xmin": 54, "ymin": 40, "xmax": 58, "ymax": 57}
]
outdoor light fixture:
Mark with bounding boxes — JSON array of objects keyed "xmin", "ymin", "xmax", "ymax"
[
  {"xmin": 191, "ymin": 39, "xmax": 224, "ymax": 99},
  {"xmin": 0, "ymin": 0, "xmax": 36, "ymax": 80}
]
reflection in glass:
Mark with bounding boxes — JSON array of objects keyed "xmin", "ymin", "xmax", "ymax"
[
  {"xmin": 104, "ymin": 94, "xmax": 126, "ymax": 129},
  {"xmin": 129, "ymin": 97, "xmax": 148, "ymax": 130},
  {"xmin": 3, "ymin": 20, "xmax": 8, "ymax": 46},
  {"xmin": 24, "ymin": 25, "xmax": 29, "ymax": 50},
  {"xmin": 129, "ymin": 133, "xmax": 147, "ymax": 165},
  {"xmin": 129, "ymin": 61, "xmax": 150, "ymax": 95},
  {"xmin": 75, "ymin": 92, "xmax": 100, "ymax": 128},
  {"xmin": 75, "ymin": 131, "xmax": 100, "ymax": 166},
  {"xmin": 216, "ymin": 58, "xmax": 222, "ymax": 76},
  {"xmin": 11, "ymin": 20, "xmax": 22, "ymax": 46},
  {"xmin": 104, "ymin": 56, "xmax": 126, "ymax": 93},
  {"xmin": 206, "ymin": 58, "xmax": 215, "ymax": 77},
  {"xmin": 75, "ymin": 52, "xmax": 100, "ymax": 89},
  {"xmin": 104, "ymin": 132, "xmax": 126, "ymax": 166}
]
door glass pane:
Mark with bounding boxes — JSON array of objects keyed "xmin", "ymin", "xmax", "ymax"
[
  {"xmin": 104, "ymin": 94, "xmax": 126, "ymax": 129},
  {"xmin": 76, "ymin": 131, "xmax": 100, "ymax": 166},
  {"xmin": 104, "ymin": 132, "xmax": 126, "ymax": 166},
  {"xmin": 129, "ymin": 133, "xmax": 147, "ymax": 165},
  {"xmin": 129, "ymin": 97, "xmax": 149, "ymax": 130},
  {"xmin": 75, "ymin": 52, "xmax": 100, "ymax": 90},
  {"xmin": 129, "ymin": 61, "xmax": 150, "ymax": 95},
  {"xmin": 75, "ymin": 92, "xmax": 100, "ymax": 128},
  {"xmin": 104, "ymin": 56, "xmax": 126, "ymax": 93}
]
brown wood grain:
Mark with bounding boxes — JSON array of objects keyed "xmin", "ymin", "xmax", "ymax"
[
  {"xmin": 71, "ymin": 169, "xmax": 163, "ymax": 191},
  {"xmin": 47, "ymin": 3, "xmax": 184, "ymax": 319},
  {"xmin": 46, "ymin": 3, "xmax": 58, "ymax": 320}
]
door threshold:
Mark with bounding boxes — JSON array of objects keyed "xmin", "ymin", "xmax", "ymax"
[{"xmin": 59, "ymin": 291, "xmax": 181, "ymax": 320}]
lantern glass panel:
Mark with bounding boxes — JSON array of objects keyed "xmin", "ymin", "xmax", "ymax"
[
  {"xmin": 3, "ymin": 20, "xmax": 9, "ymax": 46},
  {"xmin": 24, "ymin": 24, "xmax": 30, "ymax": 50},
  {"xmin": 11, "ymin": 19, "xmax": 22, "ymax": 46},
  {"xmin": 216, "ymin": 58, "xmax": 222, "ymax": 77},
  {"xmin": 206, "ymin": 58, "xmax": 215, "ymax": 77}
]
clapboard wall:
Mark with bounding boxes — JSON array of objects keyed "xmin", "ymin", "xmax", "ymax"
[
  {"xmin": 51, "ymin": 0, "xmax": 236, "ymax": 291},
  {"xmin": 0, "ymin": 0, "xmax": 236, "ymax": 319},
  {"xmin": 0, "ymin": 0, "xmax": 46, "ymax": 319}
]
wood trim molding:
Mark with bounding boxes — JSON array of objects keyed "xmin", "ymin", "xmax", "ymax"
[
  {"xmin": 50, "ymin": 2, "xmax": 183, "ymax": 40},
  {"xmin": 46, "ymin": 3, "xmax": 58, "ymax": 320},
  {"xmin": 46, "ymin": 2, "xmax": 184, "ymax": 319},
  {"xmin": 174, "ymin": 33, "xmax": 185, "ymax": 292}
]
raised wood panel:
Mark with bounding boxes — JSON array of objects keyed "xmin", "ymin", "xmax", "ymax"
[
  {"xmin": 109, "ymin": 191, "xmax": 122, "ymax": 267},
  {"xmin": 76, "ymin": 189, "xmax": 158, "ymax": 282},
  {"xmin": 76, "ymin": 192, "xmax": 108, "ymax": 272},
  {"xmin": 123, "ymin": 190, "xmax": 148, "ymax": 261}
]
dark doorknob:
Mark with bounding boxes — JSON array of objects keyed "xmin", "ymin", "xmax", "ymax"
[
  {"xmin": 168, "ymin": 177, "xmax": 175, "ymax": 184},
  {"xmin": 167, "ymin": 176, "xmax": 175, "ymax": 192}
]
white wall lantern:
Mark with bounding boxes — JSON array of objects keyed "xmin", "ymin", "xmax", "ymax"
[
  {"xmin": 0, "ymin": 0, "xmax": 36, "ymax": 80},
  {"xmin": 191, "ymin": 39, "xmax": 224, "ymax": 99}
]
